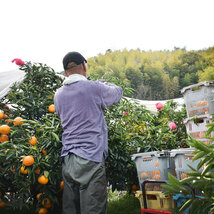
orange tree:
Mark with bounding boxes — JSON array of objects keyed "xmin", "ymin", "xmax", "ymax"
[
  {"xmin": 0, "ymin": 62, "xmax": 64, "ymax": 213},
  {"xmin": 0, "ymin": 61, "xmax": 188, "ymax": 212}
]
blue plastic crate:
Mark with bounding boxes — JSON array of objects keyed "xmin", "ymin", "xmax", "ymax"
[
  {"xmin": 132, "ymin": 151, "xmax": 175, "ymax": 190},
  {"xmin": 181, "ymin": 81, "xmax": 214, "ymax": 118},
  {"xmin": 170, "ymin": 148, "xmax": 203, "ymax": 180}
]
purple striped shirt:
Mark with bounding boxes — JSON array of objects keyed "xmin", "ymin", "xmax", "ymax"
[{"xmin": 54, "ymin": 79, "xmax": 123, "ymax": 162}]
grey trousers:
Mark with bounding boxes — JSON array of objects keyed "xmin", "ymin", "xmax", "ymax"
[{"xmin": 62, "ymin": 153, "xmax": 107, "ymax": 214}]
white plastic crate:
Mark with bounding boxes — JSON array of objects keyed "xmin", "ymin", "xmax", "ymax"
[
  {"xmin": 184, "ymin": 115, "xmax": 213, "ymax": 145},
  {"xmin": 181, "ymin": 81, "xmax": 214, "ymax": 118},
  {"xmin": 132, "ymin": 151, "xmax": 175, "ymax": 190}
]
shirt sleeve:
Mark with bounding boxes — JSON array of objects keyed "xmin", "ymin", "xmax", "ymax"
[
  {"xmin": 97, "ymin": 81, "xmax": 123, "ymax": 108},
  {"xmin": 54, "ymin": 93, "xmax": 59, "ymax": 115}
]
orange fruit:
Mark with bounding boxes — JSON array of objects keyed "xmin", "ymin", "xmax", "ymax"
[
  {"xmin": 38, "ymin": 207, "xmax": 48, "ymax": 214},
  {"xmin": 23, "ymin": 155, "xmax": 34, "ymax": 166},
  {"xmin": 10, "ymin": 168, "xmax": 15, "ymax": 173},
  {"xmin": 29, "ymin": 136, "xmax": 37, "ymax": 146},
  {"xmin": 48, "ymin": 104, "xmax": 55, "ymax": 113},
  {"xmin": 0, "ymin": 112, "xmax": 3, "ymax": 120},
  {"xmin": 0, "ymin": 134, "xmax": 9, "ymax": 143},
  {"xmin": 3, "ymin": 114, "xmax": 8, "ymax": 119},
  {"xmin": 20, "ymin": 166, "xmax": 28, "ymax": 174},
  {"xmin": 132, "ymin": 185, "xmax": 138, "ymax": 191},
  {"xmin": 35, "ymin": 169, "xmax": 41, "ymax": 175},
  {"xmin": 36, "ymin": 193, "xmax": 43, "ymax": 200},
  {"xmin": 42, "ymin": 198, "xmax": 51, "ymax": 208},
  {"xmin": 0, "ymin": 201, "xmax": 6, "ymax": 208},
  {"xmin": 38, "ymin": 175, "xmax": 48, "ymax": 184},
  {"xmin": 42, "ymin": 149, "xmax": 47, "ymax": 154},
  {"xmin": 0, "ymin": 125, "xmax": 10, "ymax": 135},
  {"xmin": 5, "ymin": 119, "xmax": 12, "ymax": 123},
  {"xmin": 60, "ymin": 181, "xmax": 64, "ymax": 189},
  {"xmin": 13, "ymin": 117, "xmax": 23, "ymax": 126}
]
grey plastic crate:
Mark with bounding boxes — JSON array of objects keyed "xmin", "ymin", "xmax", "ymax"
[
  {"xmin": 181, "ymin": 81, "xmax": 214, "ymax": 118},
  {"xmin": 184, "ymin": 115, "xmax": 214, "ymax": 145},
  {"xmin": 132, "ymin": 151, "xmax": 175, "ymax": 190},
  {"xmin": 171, "ymin": 148, "xmax": 204, "ymax": 180}
]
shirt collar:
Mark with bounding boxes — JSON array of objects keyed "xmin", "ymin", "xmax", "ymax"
[{"xmin": 63, "ymin": 74, "xmax": 87, "ymax": 85}]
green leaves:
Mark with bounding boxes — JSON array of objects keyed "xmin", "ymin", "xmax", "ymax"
[
  {"xmin": 103, "ymin": 79, "xmax": 188, "ymax": 191},
  {"xmin": 44, "ymin": 171, "xmax": 49, "ymax": 178},
  {"xmin": 7, "ymin": 62, "xmax": 63, "ymax": 121}
]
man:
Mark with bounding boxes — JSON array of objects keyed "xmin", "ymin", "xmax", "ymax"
[{"xmin": 54, "ymin": 52, "xmax": 123, "ymax": 214}]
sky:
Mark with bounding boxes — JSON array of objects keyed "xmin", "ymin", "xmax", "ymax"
[{"xmin": 0, "ymin": 0, "xmax": 213, "ymax": 73}]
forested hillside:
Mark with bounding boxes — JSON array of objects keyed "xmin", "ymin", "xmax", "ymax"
[{"xmin": 87, "ymin": 47, "xmax": 214, "ymax": 100}]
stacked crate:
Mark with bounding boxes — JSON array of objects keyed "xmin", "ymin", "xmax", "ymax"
[
  {"xmin": 167, "ymin": 82, "xmax": 214, "ymax": 213},
  {"xmin": 132, "ymin": 151, "xmax": 176, "ymax": 211},
  {"xmin": 170, "ymin": 148, "xmax": 203, "ymax": 180},
  {"xmin": 131, "ymin": 151, "xmax": 175, "ymax": 191},
  {"xmin": 181, "ymin": 81, "xmax": 214, "ymax": 145},
  {"xmin": 132, "ymin": 82, "xmax": 214, "ymax": 212}
]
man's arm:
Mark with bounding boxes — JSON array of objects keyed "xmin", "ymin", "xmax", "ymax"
[{"xmin": 97, "ymin": 81, "xmax": 123, "ymax": 108}]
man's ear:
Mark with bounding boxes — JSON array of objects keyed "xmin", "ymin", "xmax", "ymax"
[{"xmin": 65, "ymin": 71, "xmax": 69, "ymax": 77}]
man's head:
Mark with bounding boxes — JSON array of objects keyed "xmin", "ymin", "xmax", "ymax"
[{"xmin": 63, "ymin": 52, "xmax": 87, "ymax": 77}]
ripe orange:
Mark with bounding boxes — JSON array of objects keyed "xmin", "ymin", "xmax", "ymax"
[
  {"xmin": 0, "ymin": 112, "xmax": 3, "ymax": 120},
  {"xmin": 3, "ymin": 114, "xmax": 8, "ymax": 119},
  {"xmin": 42, "ymin": 149, "xmax": 47, "ymax": 154},
  {"xmin": 42, "ymin": 198, "xmax": 51, "ymax": 208},
  {"xmin": 23, "ymin": 155, "xmax": 34, "ymax": 166},
  {"xmin": 48, "ymin": 104, "xmax": 55, "ymax": 113},
  {"xmin": 10, "ymin": 168, "xmax": 15, "ymax": 173},
  {"xmin": 38, "ymin": 175, "xmax": 48, "ymax": 184},
  {"xmin": 36, "ymin": 193, "xmax": 43, "ymax": 200},
  {"xmin": 0, "ymin": 201, "xmax": 6, "ymax": 208},
  {"xmin": 20, "ymin": 166, "xmax": 28, "ymax": 174},
  {"xmin": 0, "ymin": 125, "xmax": 10, "ymax": 135},
  {"xmin": 13, "ymin": 117, "xmax": 23, "ymax": 126},
  {"xmin": 0, "ymin": 134, "xmax": 9, "ymax": 143},
  {"xmin": 60, "ymin": 181, "xmax": 64, "ymax": 189},
  {"xmin": 5, "ymin": 119, "xmax": 12, "ymax": 123},
  {"xmin": 132, "ymin": 185, "xmax": 138, "ymax": 191},
  {"xmin": 38, "ymin": 207, "xmax": 48, "ymax": 214},
  {"xmin": 35, "ymin": 169, "xmax": 41, "ymax": 175},
  {"xmin": 29, "ymin": 136, "xmax": 37, "ymax": 146}
]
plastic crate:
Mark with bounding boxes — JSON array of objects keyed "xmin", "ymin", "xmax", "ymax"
[
  {"xmin": 136, "ymin": 191, "xmax": 176, "ymax": 211},
  {"xmin": 184, "ymin": 115, "xmax": 213, "ymax": 145},
  {"xmin": 181, "ymin": 81, "xmax": 214, "ymax": 118},
  {"xmin": 171, "ymin": 148, "xmax": 204, "ymax": 180},
  {"xmin": 173, "ymin": 194, "xmax": 204, "ymax": 214},
  {"xmin": 141, "ymin": 209, "xmax": 173, "ymax": 214},
  {"xmin": 132, "ymin": 151, "xmax": 175, "ymax": 190}
]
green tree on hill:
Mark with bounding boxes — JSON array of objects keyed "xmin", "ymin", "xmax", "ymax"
[{"xmin": 87, "ymin": 47, "xmax": 214, "ymax": 100}]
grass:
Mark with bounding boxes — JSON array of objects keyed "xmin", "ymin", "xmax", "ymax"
[
  {"xmin": 2, "ymin": 194, "xmax": 141, "ymax": 214},
  {"xmin": 107, "ymin": 194, "xmax": 141, "ymax": 214}
]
